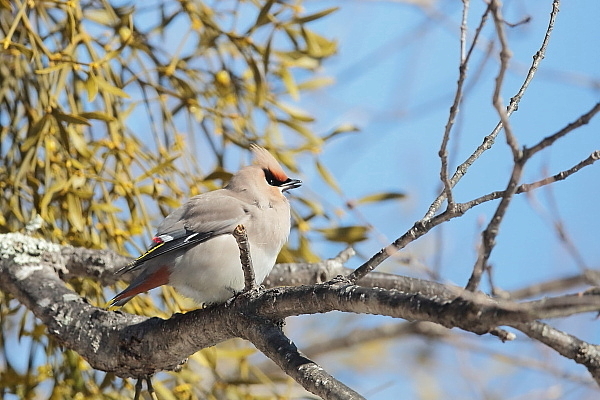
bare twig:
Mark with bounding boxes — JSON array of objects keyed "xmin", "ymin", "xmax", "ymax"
[
  {"xmin": 465, "ymin": 155, "xmax": 524, "ymax": 291},
  {"xmin": 543, "ymin": 186, "xmax": 590, "ymax": 271},
  {"xmin": 466, "ymin": 0, "xmax": 521, "ymax": 292},
  {"xmin": 455, "ymin": 149, "xmax": 600, "ymax": 213},
  {"xmin": 439, "ymin": 2, "xmax": 490, "ymax": 213},
  {"xmin": 507, "ymin": 270, "xmax": 600, "ymax": 300},
  {"xmin": 233, "ymin": 224, "xmax": 255, "ymax": 292},
  {"xmin": 303, "ymin": 321, "xmax": 448, "ymax": 358},
  {"xmin": 490, "ymin": 0, "xmax": 519, "ymax": 158},
  {"xmin": 424, "ymin": 0, "xmax": 560, "ymax": 220},
  {"xmin": 347, "ymin": 143, "xmax": 599, "ymax": 284},
  {"xmin": 464, "ymin": 111, "xmax": 600, "ymax": 291},
  {"xmin": 527, "ymin": 102, "xmax": 600, "ymax": 156},
  {"xmin": 520, "ymin": 149, "xmax": 600, "ymax": 192}
]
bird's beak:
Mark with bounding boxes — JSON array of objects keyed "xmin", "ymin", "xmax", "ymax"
[{"xmin": 280, "ymin": 178, "xmax": 302, "ymax": 192}]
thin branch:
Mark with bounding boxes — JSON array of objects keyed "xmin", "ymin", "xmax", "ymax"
[
  {"xmin": 456, "ymin": 149, "xmax": 600, "ymax": 212},
  {"xmin": 244, "ymin": 321, "xmax": 366, "ymax": 400},
  {"xmin": 439, "ymin": 2, "xmax": 491, "ymax": 214},
  {"xmin": 507, "ymin": 270, "xmax": 600, "ymax": 300},
  {"xmin": 464, "ymin": 104, "xmax": 600, "ymax": 292},
  {"xmin": 233, "ymin": 224, "xmax": 255, "ymax": 292},
  {"xmin": 465, "ymin": 158, "xmax": 524, "ymax": 291},
  {"xmin": 542, "ymin": 182, "xmax": 590, "ymax": 271},
  {"xmin": 459, "ymin": 0, "xmax": 469, "ymax": 62},
  {"xmin": 303, "ymin": 321, "xmax": 448, "ymax": 357},
  {"xmin": 490, "ymin": 0, "xmax": 519, "ymax": 157},
  {"xmin": 512, "ymin": 321, "xmax": 600, "ymax": 385},
  {"xmin": 466, "ymin": 0, "xmax": 522, "ymax": 292},
  {"xmin": 437, "ymin": 0, "xmax": 475, "ymax": 209},
  {"xmin": 424, "ymin": 0, "xmax": 560, "ymax": 220},
  {"xmin": 347, "ymin": 215, "xmax": 451, "ymax": 282},
  {"xmin": 519, "ymin": 150, "xmax": 600, "ymax": 192},
  {"xmin": 527, "ymin": 102, "xmax": 600, "ymax": 156}
]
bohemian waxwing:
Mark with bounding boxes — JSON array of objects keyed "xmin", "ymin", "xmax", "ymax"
[{"xmin": 109, "ymin": 145, "xmax": 301, "ymax": 307}]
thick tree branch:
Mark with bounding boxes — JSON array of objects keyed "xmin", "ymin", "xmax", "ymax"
[
  {"xmin": 243, "ymin": 320, "xmax": 365, "ymax": 400},
  {"xmin": 249, "ymin": 281, "xmax": 600, "ymax": 334},
  {"xmin": 3, "ymin": 232, "xmax": 600, "ymax": 392}
]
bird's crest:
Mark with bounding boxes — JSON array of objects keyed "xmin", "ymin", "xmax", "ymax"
[{"xmin": 250, "ymin": 144, "xmax": 289, "ymax": 182}]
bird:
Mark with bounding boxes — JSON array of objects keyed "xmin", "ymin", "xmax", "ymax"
[{"xmin": 109, "ymin": 144, "xmax": 301, "ymax": 308}]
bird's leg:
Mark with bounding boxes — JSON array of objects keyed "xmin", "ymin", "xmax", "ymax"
[
  {"xmin": 133, "ymin": 374, "xmax": 157, "ymax": 400},
  {"xmin": 133, "ymin": 377, "xmax": 143, "ymax": 400},
  {"xmin": 146, "ymin": 375, "xmax": 158, "ymax": 400}
]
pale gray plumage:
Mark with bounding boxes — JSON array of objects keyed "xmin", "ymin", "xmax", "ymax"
[{"xmin": 110, "ymin": 145, "xmax": 301, "ymax": 307}]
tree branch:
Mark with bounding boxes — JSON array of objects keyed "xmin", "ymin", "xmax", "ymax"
[
  {"xmin": 3, "ymin": 233, "xmax": 600, "ymax": 391},
  {"xmin": 348, "ymin": 103, "xmax": 600, "ymax": 288},
  {"xmin": 243, "ymin": 320, "xmax": 365, "ymax": 400},
  {"xmin": 423, "ymin": 0, "xmax": 560, "ymax": 220},
  {"xmin": 512, "ymin": 321, "xmax": 600, "ymax": 385},
  {"xmin": 233, "ymin": 225, "xmax": 255, "ymax": 292}
]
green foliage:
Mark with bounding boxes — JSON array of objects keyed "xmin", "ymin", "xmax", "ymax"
[{"xmin": 0, "ymin": 1, "xmax": 403, "ymax": 398}]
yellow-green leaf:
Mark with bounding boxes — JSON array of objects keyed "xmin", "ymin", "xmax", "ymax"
[
  {"xmin": 134, "ymin": 156, "xmax": 178, "ymax": 183},
  {"xmin": 297, "ymin": 76, "xmax": 335, "ymax": 91},
  {"xmin": 39, "ymin": 180, "xmax": 67, "ymax": 217},
  {"xmin": 317, "ymin": 226, "xmax": 369, "ymax": 244},
  {"xmin": 78, "ymin": 111, "xmax": 116, "ymax": 122},
  {"xmin": 247, "ymin": 57, "xmax": 265, "ymax": 106},
  {"xmin": 324, "ymin": 123, "xmax": 360, "ymax": 140},
  {"xmin": 293, "ymin": 7, "xmax": 339, "ymax": 24},
  {"xmin": 296, "ymin": 197, "xmax": 324, "ymax": 216},
  {"xmin": 357, "ymin": 192, "xmax": 406, "ymax": 205},
  {"xmin": 157, "ymin": 196, "xmax": 181, "ymax": 209},
  {"xmin": 204, "ymin": 168, "xmax": 233, "ymax": 182},
  {"xmin": 84, "ymin": 74, "xmax": 99, "ymax": 102},
  {"xmin": 21, "ymin": 115, "xmax": 48, "ymax": 152},
  {"xmin": 35, "ymin": 63, "xmax": 70, "ymax": 74},
  {"xmin": 89, "ymin": 203, "xmax": 123, "ymax": 213},
  {"xmin": 67, "ymin": 129, "xmax": 93, "ymax": 157},
  {"xmin": 67, "ymin": 194, "xmax": 84, "ymax": 232},
  {"xmin": 254, "ymin": 0, "xmax": 276, "ymax": 28},
  {"xmin": 316, "ymin": 160, "xmax": 341, "ymax": 194},
  {"xmin": 54, "ymin": 112, "xmax": 91, "ymax": 126},
  {"xmin": 297, "ymin": 236, "xmax": 320, "ymax": 262},
  {"xmin": 280, "ymin": 68, "xmax": 299, "ymax": 100},
  {"xmin": 93, "ymin": 75, "xmax": 130, "ymax": 98},
  {"xmin": 278, "ymin": 118, "xmax": 323, "ymax": 147},
  {"xmin": 277, "ymin": 102, "xmax": 313, "ymax": 122}
]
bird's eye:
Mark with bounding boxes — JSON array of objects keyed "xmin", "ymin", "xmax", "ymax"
[{"xmin": 264, "ymin": 169, "xmax": 281, "ymax": 186}]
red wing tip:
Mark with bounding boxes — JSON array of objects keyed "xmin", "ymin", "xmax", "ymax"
[{"xmin": 108, "ymin": 265, "xmax": 171, "ymax": 308}]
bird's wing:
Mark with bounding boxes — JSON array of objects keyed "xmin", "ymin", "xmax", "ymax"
[{"xmin": 116, "ymin": 191, "xmax": 251, "ymax": 275}]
